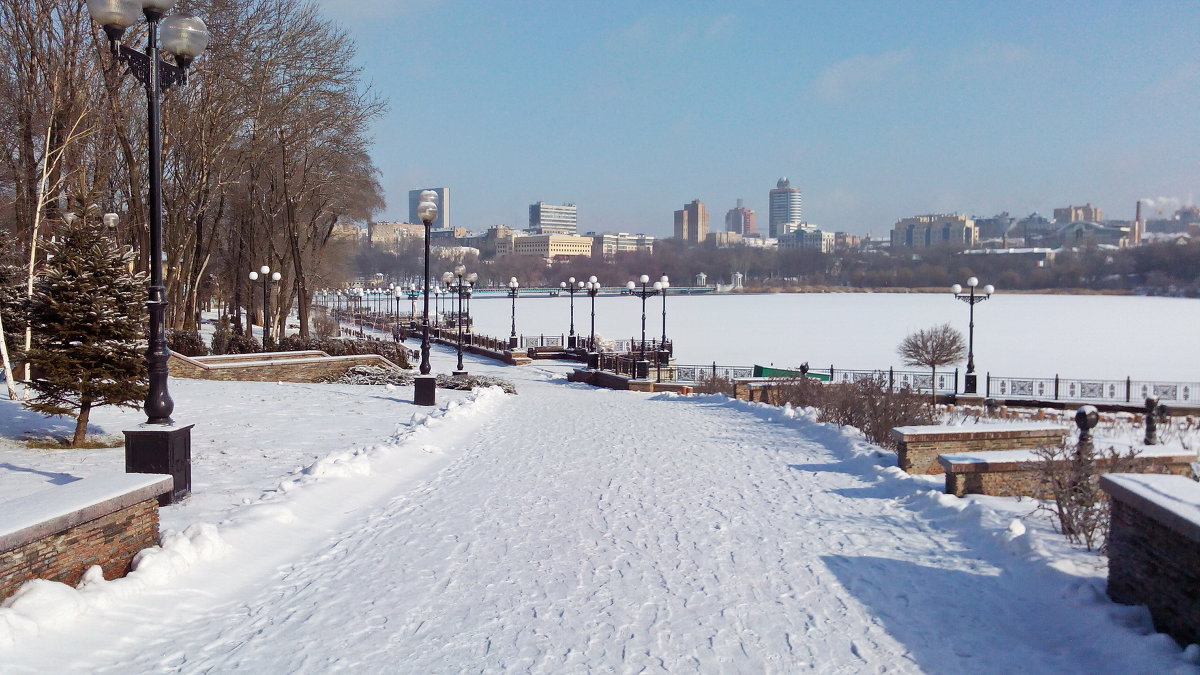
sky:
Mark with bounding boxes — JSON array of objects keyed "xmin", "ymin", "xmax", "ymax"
[{"xmin": 314, "ymin": 0, "xmax": 1200, "ymax": 238}]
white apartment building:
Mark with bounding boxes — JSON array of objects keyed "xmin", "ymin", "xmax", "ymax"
[{"xmin": 529, "ymin": 202, "xmax": 578, "ymax": 235}]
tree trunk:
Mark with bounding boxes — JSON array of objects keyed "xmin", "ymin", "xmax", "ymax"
[
  {"xmin": 73, "ymin": 399, "xmax": 91, "ymax": 447},
  {"xmin": 0, "ymin": 310, "xmax": 18, "ymax": 400}
]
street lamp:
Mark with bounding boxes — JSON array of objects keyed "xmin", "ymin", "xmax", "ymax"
[
  {"xmin": 248, "ymin": 266, "xmax": 281, "ymax": 346},
  {"xmin": 560, "ymin": 276, "xmax": 585, "ymax": 349},
  {"xmin": 415, "ymin": 191, "xmax": 438, "ymax": 405},
  {"xmin": 952, "ymin": 277, "xmax": 995, "ymax": 395},
  {"xmin": 585, "ymin": 276, "xmax": 601, "ymax": 369},
  {"xmin": 507, "ymin": 277, "xmax": 520, "ymax": 349},
  {"xmin": 404, "ymin": 283, "xmax": 420, "ymax": 327},
  {"xmin": 89, "ymin": 0, "xmax": 209, "ymax": 504},
  {"xmin": 442, "ymin": 265, "xmax": 476, "ymax": 376},
  {"xmin": 625, "ymin": 274, "xmax": 660, "ymax": 380},
  {"xmin": 657, "ymin": 274, "xmax": 670, "ymax": 382}
]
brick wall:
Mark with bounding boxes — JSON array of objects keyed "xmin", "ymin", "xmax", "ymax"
[
  {"xmin": 170, "ymin": 352, "xmax": 403, "ymax": 383},
  {"xmin": 1103, "ymin": 474, "xmax": 1200, "ymax": 647},
  {"xmin": 0, "ymin": 499, "xmax": 158, "ymax": 602},
  {"xmin": 944, "ymin": 455, "xmax": 1194, "ymax": 498},
  {"xmin": 891, "ymin": 426, "xmax": 1069, "ymax": 474}
]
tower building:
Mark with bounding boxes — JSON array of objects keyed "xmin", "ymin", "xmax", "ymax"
[{"xmin": 768, "ymin": 177, "xmax": 803, "ymax": 238}]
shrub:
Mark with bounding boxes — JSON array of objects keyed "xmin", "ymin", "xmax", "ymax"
[
  {"xmin": 692, "ymin": 374, "xmax": 737, "ymax": 396},
  {"xmin": 312, "ymin": 309, "xmax": 339, "ymax": 339},
  {"xmin": 210, "ymin": 316, "xmax": 232, "ymax": 355},
  {"xmin": 168, "ymin": 329, "xmax": 208, "ymax": 357},
  {"xmin": 226, "ymin": 333, "xmax": 262, "ymax": 354},
  {"xmin": 767, "ymin": 375, "xmax": 936, "ymax": 449},
  {"xmin": 1029, "ymin": 438, "xmax": 1142, "ymax": 551}
]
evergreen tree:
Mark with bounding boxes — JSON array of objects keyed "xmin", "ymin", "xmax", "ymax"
[{"xmin": 25, "ymin": 217, "xmax": 147, "ymax": 446}]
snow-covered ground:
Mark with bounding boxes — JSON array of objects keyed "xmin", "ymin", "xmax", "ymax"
[{"xmin": 2, "ymin": 340, "xmax": 1198, "ymax": 673}]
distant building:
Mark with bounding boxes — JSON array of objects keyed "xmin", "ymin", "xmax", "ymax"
[
  {"xmin": 329, "ymin": 222, "xmax": 365, "ymax": 242},
  {"xmin": 778, "ymin": 225, "xmax": 835, "ymax": 253},
  {"xmin": 513, "ymin": 234, "xmax": 594, "ymax": 261},
  {"xmin": 768, "ymin": 177, "xmax": 803, "ymax": 238},
  {"xmin": 834, "ymin": 232, "xmax": 861, "ymax": 250},
  {"xmin": 959, "ymin": 247, "xmax": 1056, "ymax": 267},
  {"xmin": 588, "ymin": 232, "xmax": 655, "ymax": 259},
  {"xmin": 367, "ymin": 221, "xmax": 424, "ymax": 248},
  {"xmin": 1053, "ymin": 203, "xmax": 1103, "ymax": 223},
  {"xmin": 673, "ymin": 199, "xmax": 709, "ymax": 243},
  {"xmin": 973, "ymin": 212, "xmax": 1016, "ymax": 241},
  {"xmin": 460, "ymin": 225, "xmax": 523, "ymax": 259},
  {"xmin": 408, "ymin": 187, "xmax": 450, "ymax": 230},
  {"xmin": 1055, "ymin": 221, "xmax": 1127, "ymax": 248},
  {"xmin": 707, "ymin": 231, "xmax": 743, "ymax": 248},
  {"xmin": 529, "ymin": 202, "xmax": 578, "ymax": 235},
  {"xmin": 891, "ymin": 214, "xmax": 978, "ymax": 249},
  {"xmin": 725, "ymin": 199, "xmax": 756, "ymax": 235}
]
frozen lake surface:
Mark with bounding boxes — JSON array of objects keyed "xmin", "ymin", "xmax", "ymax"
[{"xmin": 453, "ymin": 291, "xmax": 1199, "ymax": 382}]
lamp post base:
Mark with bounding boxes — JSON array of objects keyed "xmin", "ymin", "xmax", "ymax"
[
  {"xmin": 587, "ymin": 352, "xmax": 600, "ymax": 369},
  {"xmin": 636, "ymin": 360, "xmax": 650, "ymax": 380},
  {"xmin": 124, "ymin": 423, "xmax": 193, "ymax": 506},
  {"xmin": 414, "ymin": 374, "xmax": 437, "ymax": 406},
  {"xmin": 509, "ymin": 336, "xmax": 519, "ymax": 349},
  {"xmin": 964, "ymin": 372, "xmax": 978, "ymax": 395},
  {"xmin": 453, "ymin": 370, "xmax": 468, "ymax": 377},
  {"xmin": 567, "ymin": 334, "xmax": 577, "ymax": 349}
]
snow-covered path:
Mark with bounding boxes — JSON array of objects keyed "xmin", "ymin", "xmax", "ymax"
[{"xmin": 26, "ymin": 363, "xmax": 1178, "ymax": 674}]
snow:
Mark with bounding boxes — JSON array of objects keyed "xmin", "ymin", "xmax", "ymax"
[
  {"xmin": 0, "ymin": 473, "xmax": 171, "ymax": 547},
  {"xmin": 892, "ymin": 422, "xmax": 1070, "ymax": 436},
  {"xmin": 456, "ymin": 292, "xmax": 1200, "ymax": 381},
  {"xmin": 0, "ymin": 338, "xmax": 1198, "ymax": 671}
]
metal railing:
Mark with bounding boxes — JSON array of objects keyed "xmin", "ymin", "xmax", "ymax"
[{"xmin": 987, "ymin": 374, "xmax": 1200, "ymax": 404}]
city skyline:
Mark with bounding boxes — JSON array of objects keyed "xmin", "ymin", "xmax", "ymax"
[{"xmin": 316, "ymin": 1, "xmax": 1199, "ymax": 238}]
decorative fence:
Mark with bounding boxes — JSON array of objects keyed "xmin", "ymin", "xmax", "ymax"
[
  {"xmin": 987, "ymin": 374, "xmax": 1200, "ymax": 405},
  {"xmin": 662, "ymin": 364, "xmax": 959, "ymax": 395},
  {"xmin": 520, "ymin": 334, "xmax": 563, "ymax": 348}
]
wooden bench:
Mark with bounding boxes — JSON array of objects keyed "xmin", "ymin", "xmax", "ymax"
[
  {"xmin": 938, "ymin": 447, "xmax": 1196, "ymax": 498},
  {"xmin": 890, "ymin": 423, "xmax": 1070, "ymax": 474}
]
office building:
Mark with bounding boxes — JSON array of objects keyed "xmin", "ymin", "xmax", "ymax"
[
  {"xmin": 725, "ymin": 199, "xmax": 756, "ymax": 235},
  {"xmin": 589, "ymin": 232, "xmax": 655, "ymax": 259},
  {"xmin": 529, "ymin": 202, "xmax": 578, "ymax": 235},
  {"xmin": 408, "ymin": 187, "xmax": 450, "ymax": 230},
  {"xmin": 673, "ymin": 199, "xmax": 709, "ymax": 243},
  {"xmin": 768, "ymin": 177, "xmax": 803, "ymax": 238},
  {"xmin": 513, "ymin": 234, "xmax": 594, "ymax": 261}
]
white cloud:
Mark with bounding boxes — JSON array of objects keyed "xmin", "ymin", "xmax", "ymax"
[{"xmin": 814, "ymin": 49, "xmax": 914, "ymax": 102}]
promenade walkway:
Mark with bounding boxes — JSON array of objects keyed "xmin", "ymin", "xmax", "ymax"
[{"xmin": 1, "ymin": 355, "xmax": 1185, "ymax": 673}]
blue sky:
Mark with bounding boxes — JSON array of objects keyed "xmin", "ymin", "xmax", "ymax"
[{"xmin": 316, "ymin": 0, "xmax": 1200, "ymax": 238}]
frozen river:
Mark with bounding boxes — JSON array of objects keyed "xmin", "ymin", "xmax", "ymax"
[{"xmin": 456, "ymin": 291, "xmax": 1198, "ymax": 382}]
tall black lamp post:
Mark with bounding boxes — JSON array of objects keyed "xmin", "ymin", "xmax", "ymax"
[
  {"xmin": 507, "ymin": 277, "xmax": 520, "ymax": 349},
  {"xmin": 414, "ymin": 191, "xmax": 438, "ymax": 406},
  {"xmin": 657, "ymin": 274, "xmax": 670, "ymax": 381},
  {"xmin": 560, "ymin": 276, "xmax": 585, "ymax": 349},
  {"xmin": 585, "ymin": 276, "xmax": 601, "ymax": 368},
  {"xmin": 952, "ymin": 277, "xmax": 994, "ymax": 395},
  {"xmin": 625, "ymin": 275, "xmax": 660, "ymax": 380},
  {"xmin": 442, "ymin": 265, "xmax": 476, "ymax": 376},
  {"xmin": 248, "ymin": 265, "xmax": 280, "ymax": 346},
  {"xmin": 89, "ymin": 0, "xmax": 209, "ymax": 504}
]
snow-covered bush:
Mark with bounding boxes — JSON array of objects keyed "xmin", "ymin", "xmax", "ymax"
[
  {"xmin": 766, "ymin": 375, "xmax": 935, "ymax": 449},
  {"xmin": 1029, "ymin": 439, "xmax": 1143, "ymax": 551}
]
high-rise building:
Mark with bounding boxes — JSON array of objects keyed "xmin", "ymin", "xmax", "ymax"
[
  {"xmin": 408, "ymin": 187, "xmax": 450, "ymax": 229},
  {"xmin": 529, "ymin": 202, "xmax": 578, "ymax": 235},
  {"xmin": 725, "ymin": 199, "xmax": 757, "ymax": 235},
  {"xmin": 768, "ymin": 177, "xmax": 803, "ymax": 238},
  {"xmin": 673, "ymin": 199, "xmax": 708, "ymax": 243}
]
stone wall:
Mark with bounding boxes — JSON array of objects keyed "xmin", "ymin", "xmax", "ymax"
[
  {"xmin": 890, "ymin": 424, "xmax": 1070, "ymax": 474},
  {"xmin": 1102, "ymin": 474, "xmax": 1200, "ymax": 647},
  {"xmin": 942, "ymin": 450, "xmax": 1195, "ymax": 498},
  {"xmin": 0, "ymin": 475, "xmax": 172, "ymax": 602},
  {"xmin": 170, "ymin": 352, "xmax": 403, "ymax": 383}
]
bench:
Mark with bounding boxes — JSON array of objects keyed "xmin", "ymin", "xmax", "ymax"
[
  {"xmin": 938, "ymin": 447, "xmax": 1196, "ymax": 498},
  {"xmin": 0, "ymin": 474, "xmax": 173, "ymax": 602},
  {"xmin": 890, "ymin": 423, "xmax": 1070, "ymax": 474}
]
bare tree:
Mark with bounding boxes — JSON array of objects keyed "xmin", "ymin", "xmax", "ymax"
[{"xmin": 897, "ymin": 323, "xmax": 966, "ymax": 403}]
